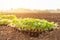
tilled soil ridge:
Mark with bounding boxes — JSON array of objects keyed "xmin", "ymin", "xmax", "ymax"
[{"xmin": 0, "ymin": 25, "xmax": 60, "ymax": 40}]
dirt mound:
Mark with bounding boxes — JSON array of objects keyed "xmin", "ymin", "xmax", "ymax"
[{"xmin": 0, "ymin": 25, "xmax": 59, "ymax": 40}]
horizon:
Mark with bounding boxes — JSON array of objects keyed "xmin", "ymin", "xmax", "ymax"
[{"xmin": 0, "ymin": 0, "xmax": 60, "ymax": 10}]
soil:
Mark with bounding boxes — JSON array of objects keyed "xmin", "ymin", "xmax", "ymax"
[
  {"xmin": 0, "ymin": 13, "xmax": 60, "ymax": 40},
  {"xmin": 0, "ymin": 25, "xmax": 60, "ymax": 40}
]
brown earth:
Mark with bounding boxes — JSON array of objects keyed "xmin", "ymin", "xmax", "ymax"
[
  {"xmin": 0, "ymin": 13, "xmax": 60, "ymax": 40},
  {"xmin": 0, "ymin": 25, "xmax": 60, "ymax": 40}
]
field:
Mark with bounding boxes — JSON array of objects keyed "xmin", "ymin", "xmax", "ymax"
[
  {"xmin": 0, "ymin": 13, "xmax": 60, "ymax": 40},
  {"xmin": 4, "ymin": 13, "xmax": 60, "ymax": 24}
]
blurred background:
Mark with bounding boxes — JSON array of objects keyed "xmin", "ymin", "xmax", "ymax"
[{"xmin": 0, "ymin": 0, "xmax": 60, "ymax": 11}]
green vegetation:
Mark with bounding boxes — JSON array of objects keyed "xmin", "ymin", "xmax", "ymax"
[
  {"xmin": 0, "ymin": 14, "xmax": 17, "ymax": 25},
  {"xmin": 13, "ymin": 18, "xmax": 58, "ymax": 31},
  {"xmin": 0, "ymin": 15, "xmax": 17, "ymax": 19},
  {"xmin": 0, "ymin": 14, "xmax": 58, "ymax": 32}
]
